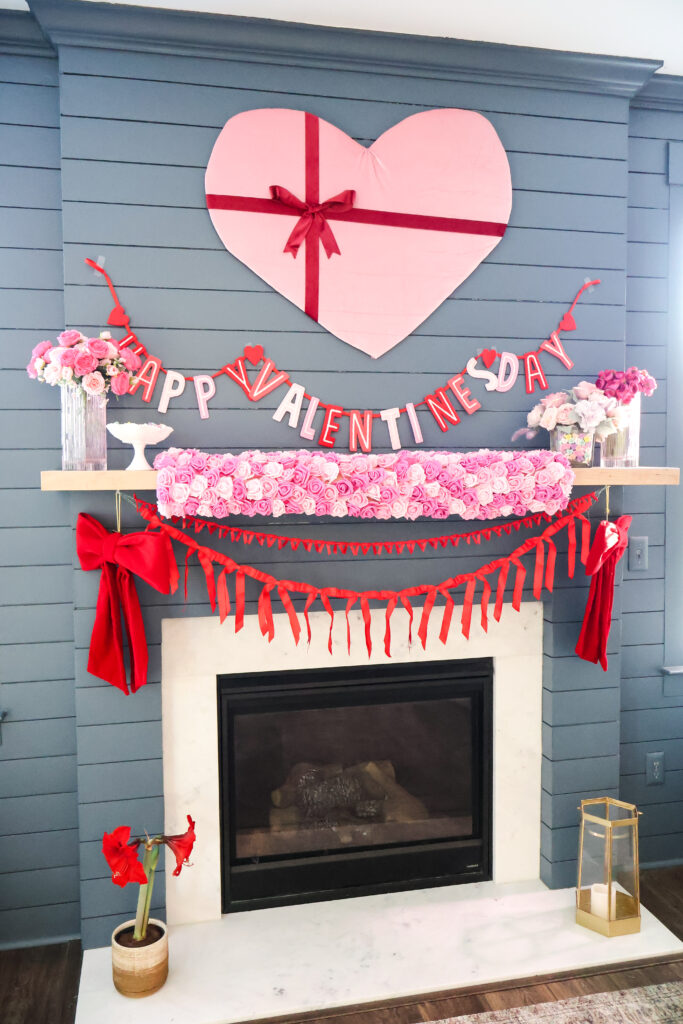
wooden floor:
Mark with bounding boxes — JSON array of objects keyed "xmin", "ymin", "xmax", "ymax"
[{"xmin": 1, "ymin": 867, "xmax": 682, "ymax": 1024}]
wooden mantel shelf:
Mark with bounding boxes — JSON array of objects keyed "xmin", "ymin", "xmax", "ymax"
[{"xmin": 41, "ymin": 466, "xmax": 680, "ymax": 492}]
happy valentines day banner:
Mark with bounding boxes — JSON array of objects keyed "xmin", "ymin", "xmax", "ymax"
[{"xmin": 88, "ymin": 259, "xmax": 598, "ymax": 452}]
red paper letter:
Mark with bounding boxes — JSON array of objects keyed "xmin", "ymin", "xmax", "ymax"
[
  {"xmin": 128, "ymin": 355, "xmax": 162, "ymax": 404},
  {"xmin": 348, "ymin": 410, "xmax": 373, "ymax": 453},
  {"xmin": 524, "ymin": 353, "xmax": 548, "ymax": 394},
  {"xmin": 222, "ymin": 357, "xmax": 251, "ymax": 398},
  {"xmin": 540, "ymin": 331, "xmax": 574, "ymax": 370},
  {"xmin": 448, "ymin": 374, "xmax": 481, "ymax": 415},
  {"xmin": 425, "ymin": 389, "xmax": 460, "ymax": 432},
  {"xmin": 319, "ymin": 405, "xmax": 343, "ymax": 448}
]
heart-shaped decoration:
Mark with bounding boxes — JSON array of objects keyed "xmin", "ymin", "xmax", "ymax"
[
  {"xmin": 206, "ymin": 109, "xmax": 511, "ymax": 359},
  {"xmin": 559, "ymin": 312, "xmax": 576, "ymax": 332},
  {"xmin": 107, "ymin": 304, "xmax": 129, "ymax": 327},
  {"xmin": 480, "ymin": 348, "xmax": 498, "ymax": 369},
  {"xmin": 243, "ymin": 344, "xmax": 264, "ymax": 366}
]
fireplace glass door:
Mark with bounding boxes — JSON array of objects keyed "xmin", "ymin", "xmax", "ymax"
[{"xmin": 218, "ymin": 659, "xmax": 492, "ymax": 911}]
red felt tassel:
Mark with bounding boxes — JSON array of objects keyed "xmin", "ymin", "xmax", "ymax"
[
  {"xmin": 217, "ymin": 569, "xmax": 230, "ymax": 623},
  {"xmin": 303, "ymin": 591, "xmax": 316, "ymax": 644},
  {"xmin": 235, "ymin": 571, "xmax": 245, "ymax": 632},
  {"xmin": 278, "ymin": 584, "xmax": 301, "ymax": 645},
  {"xmin": 461, "ymin": 577, "xmax": 477, "ymax": 639},
  {"xmin": 418, "ymin": 588, "xmax": 437, "ymax": 649},
  {"xmin": 494, "ymin": 561, "xmax": 509, "ymax": 622},
  {"xmin": 384, "ymin": 596, "xmax": 397, "ymax": 657},
  {"xmin": 439, "ymin": 592, "xmax": 455, "ymax": 645},
  {"xmin": 480, "ymin": 577, "xmax": 492, "ymax": 632}
]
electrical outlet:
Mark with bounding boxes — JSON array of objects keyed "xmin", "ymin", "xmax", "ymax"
[
  {"xmin": 628, "ymin": 536, "xmax": 648, "ymax": 572},
  {"xmin": 646, "ymin": 751, "xmax": 665, "ymax": 785}
]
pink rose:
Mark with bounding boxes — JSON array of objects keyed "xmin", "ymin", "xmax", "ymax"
[
  {"xmin": 359, "ymin": 505, "xmax": 376, "ymax": 519},
  {"xmin": 82, "ymin": 371, "xmax": 106, "ymax": 395},
  {"xmin": 405, "ymin": 502, "xmax": 422, "ymax": 520},
  {"xmin": 264, "ymin": 461, "xmax": 284, "ymax": 478},
  {"xmin": 119, "ymin": 347, "xmax": 141, "ymax": 371},
  {"xmin": 374, "ymin": 503, "xmax": 391, "ymax": 520},
  {"xmin": 205, "ymin": 467, "xmax": 220, "ymax": 488},
  {"xmin": 254, "ymin": 499, "xmax": 272, "ymax": 516},
  {"xmin": 26, "ymin": 359, "xmax": 39, "ymax": 379},
  {"xmin": 221, "ymin": 455, "xmax": 237, "ymax": 475},
  {"xmin": 184, "ymin": 497, "xmax": 200, "ymax": 516},
  {"xmin": 88, "ymin": 338, "xmax": 109, "ymax": 359},
  {"xmin": 314, "ymin": 499, "xmax": 333, "ymax": 516},
  {"xmin": 432, "ymin": 505, "xmax": 449, "ymax": 519},
  {"xmin": 171, "ymin": 482, "xmax": 190, "ymax": 504},
  {"xmin": 331, "ymin": 500, "xmax": 348, "ymax": 517},
  {"xmin": 277, "ymin": 480, "xmax": 294, "ymax": 500},
  {"xmin": 110, "ymin": 371, "xmax": 130, "ymax": 396},
  {"xmin": 74, "ymin": 351, "xmax": 98, "ymax": 376},
  {"xmin": 32, "ymin": 341, "xmax": 53, "ymax": 359},
  {"xmin": 292, "ymin": 464, "xmax": 310, "ymax": 486},
  {"xmin": 58, "ymin": 330, "xmax": 83, "ymax": 346},
  {"xmin": 572, "ymin": 381, "xmax": 598, "ymax": 401},
  {"xmin": 189, "ymin": 452, "xmax": 207, "ymax": 472},
  {"xmin": 307, "ymin": 477, "xmax": 324, "ymax": 497},
  {"xmin": 261, "ymin": 477, "xmax": 278, "ymax": 499}
]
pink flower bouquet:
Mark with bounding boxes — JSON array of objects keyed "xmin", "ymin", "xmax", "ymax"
[
  {"xmin": 595, "ymin": 366, "xmax": 656, "ymax": 404},
  {"xmin": 26, "ymin": 330, "xmax": 140, "ymax": 397},
  {"xmin": 519, "ymin": 381, "xmax": 626, "ymax": 444}
]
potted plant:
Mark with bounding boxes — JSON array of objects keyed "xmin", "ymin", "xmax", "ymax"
[
  {"xmin": 515, "ymin": 382, "xmax": 626, "ymax": 467},
  {"xmin": 102, "ymin": 814, "xmax": 195, "ymax": 998}
]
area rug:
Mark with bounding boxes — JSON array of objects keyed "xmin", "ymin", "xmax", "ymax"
[{"xmin": 427, "ymin": 981, "xmax": 683, "ymax": 1023}]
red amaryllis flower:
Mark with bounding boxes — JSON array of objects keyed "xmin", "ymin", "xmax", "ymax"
[
  {"xmin": 164, "ymin": 815, "xmax": 196, "ymax": 876},
  {"xmin": 102, "ymin": 826, "xmax": 147, "ymax": 888}
]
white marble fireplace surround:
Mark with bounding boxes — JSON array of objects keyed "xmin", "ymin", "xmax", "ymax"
[
  {"xmin": 76, "ymin": 603, "xmax": 683, "ymax": 1024},
  {"xmin": 163, "ymin": 603, "xmax": 544, "ymax": 926}
]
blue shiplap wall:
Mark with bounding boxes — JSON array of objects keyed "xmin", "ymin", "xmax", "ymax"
[
  {"xmin": 2, "ymin": 1, "xmax": 678, "ymax": 948},
  {"xmin": 620, "ymin": 83, "xmax": 683, "ymax": 865},
  {"xmin": 0, "ymin": 13, "xmax": 80, "ymax": 947}
]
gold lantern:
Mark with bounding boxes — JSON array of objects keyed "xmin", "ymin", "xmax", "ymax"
[{"xmin": 576, "ymin": 797, "xmax": 641, "ymax": 937}]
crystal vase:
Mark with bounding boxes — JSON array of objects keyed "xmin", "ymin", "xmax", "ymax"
[
  {"xmin": 60, "ymin": 386, "xmax": 108, "ymax": 471},
  {"xmin": 549, "ymin": 424, "xmax": 595, "ymax": 467},
  {"xmin": 599, "ymin": 392, "xmax": 641, "ymax": 468}
]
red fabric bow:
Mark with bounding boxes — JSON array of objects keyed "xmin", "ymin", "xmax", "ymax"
[
  {"xmin": 269, "ymin": 185, "xmax": 356, "ymax": 258},
  {"xmin": 77, "ymin": 514, "xmax": 179, "ymax": 694},
  {"xmin": 575, "ymin": 515, "xmax": 631, "ymax": 671}
]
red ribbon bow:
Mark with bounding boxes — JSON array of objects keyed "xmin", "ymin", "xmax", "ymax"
[
  {"xmin": 77, "ymin": 514, "xmax": 179, "ymax": 695},
  {"xmin": 575, "ymin": 515, "xmax": 631, "ymax": 671},
  {"xmin": 269, "ymin": 185, "xmax": 356, "ymax": 258}
]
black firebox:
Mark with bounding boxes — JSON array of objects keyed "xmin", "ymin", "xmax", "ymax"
[{"xmin": 218, "ymin": 658, "xmax": 493, "ymax": 912}]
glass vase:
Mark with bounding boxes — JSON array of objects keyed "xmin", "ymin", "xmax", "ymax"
[
  {"xmin": 549, "ymin": 424, "xmax": 595, "ymax": 467},
  {"xmin": 60, "ymin": 386, "xmax": 108, "ymax": 471},
  {"xmin": 600, "ymin": 392, "xmax": 641, "ymax": 468}
]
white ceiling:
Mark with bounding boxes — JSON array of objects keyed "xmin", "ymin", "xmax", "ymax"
[{"xmin": 7, "ymin": 0, "xmax": 683, "ymax": 76}]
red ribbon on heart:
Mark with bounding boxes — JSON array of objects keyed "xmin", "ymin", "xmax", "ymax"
[
  {"xmin": 269, "ymin": 185, "xmax": 356, "ymax": 258},
  {"xmin": 575, "ymin": 515, "xmax": 632, "ymax": 671},
  {"xmin": 77, "ymin": 514, "xmax": 179, "ymax": 694},
  {"xmin": 207, "ymin": 111, "xmax": 507, "ymax": 322}
]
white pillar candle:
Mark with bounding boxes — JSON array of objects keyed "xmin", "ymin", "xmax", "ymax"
[{"xmin": 590, "ymin": 883, "xmax": 616, "ymax": 919}]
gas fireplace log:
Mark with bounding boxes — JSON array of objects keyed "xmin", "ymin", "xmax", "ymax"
[
  {"xmin": 358, "ymin": 761, "xmax": 428, "ymax": 823},
  {"xmin": 271, "ymin": 762, "xmax": 344, "ymax": 808},
  {"xmin": 269, "ymin": 759, "xmax": 425, "ymax": 825}
]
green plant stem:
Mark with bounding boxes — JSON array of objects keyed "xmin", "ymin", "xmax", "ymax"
[{"xmin": 133, "ymin": 842, "xmax": 160, "ymax": 942}]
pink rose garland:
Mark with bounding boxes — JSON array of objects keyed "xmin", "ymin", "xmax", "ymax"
[{"xmin": 154, "ymin": 448, "xmax": 575, "ymax": 522}]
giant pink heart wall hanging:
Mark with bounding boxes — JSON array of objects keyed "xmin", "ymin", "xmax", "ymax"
[{"xmin": 206, "ymin": 108, "xmax": 512, "ymax": 360}]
